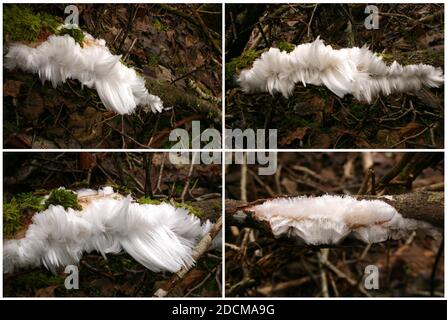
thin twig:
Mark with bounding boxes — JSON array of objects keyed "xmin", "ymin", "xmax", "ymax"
[
  {"xmin": 390, "ymin": 126, "xmax": 431, "ymax": 148},
  {"xmin": 156, "ymin": 153, "xmax": 166, "ymax": 192},
  {"xmin": 318, "ymin": 248, "xmax": 330, "ymax": 297},
  {"xmin": 189, "ymin": 6, "xmax": 222, "ymax": 56},
  {"xmin": 123, "ymin": 38, "xmax": 138, "ymax": 62},
  {"xmin": 180, "ymin": 152, "xmax": 197, "ymax": 203},
  {"xmin": 184, "ymin": 267, "xmax": 216, "ymax": 297},
  {"xmin": 143, "ymin": 153, "xmax": 154, "ymax": 198},
  {"xmin": 240, "ymin": 153, "xmax": 248, "ymax": 202},
  {"xmin": 118, "ymin": 4, "xmax": 140, "ymax": 53},
  {"xmin": 378, "ymin": 153, "xmax": 414, "ymax": 187},
  {"xmin": 104, "ymin": 122, "xmax": 151, "ymax": 149},
  {"xmin": 153, "ymin": 216, "xmax": 222, "ymax": 297},
  {"xmin": 307, "ymin": 4, "xmax": 318, "ymax": 38}
]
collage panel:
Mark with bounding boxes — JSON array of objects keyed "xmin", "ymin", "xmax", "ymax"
[
  {"xmin": 225, "ymin": 152, "xmax": 444, "ymax": 297},
  {"xmin": 225, "ymin": 3, "xmax": 444, "ymax": 149},
  {"xmin": 2, "ymin": 152, "xmax": 222, "ymax": 297},
  {"xmin": 3, "ymin": 3, "xmax": 222, "ymax": 149}
]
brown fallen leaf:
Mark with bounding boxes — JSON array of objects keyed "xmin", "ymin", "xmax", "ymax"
[
  {"xmin": 374, "ymin": 241, "xmax": 441, "ymax": 287},
  {"xmin": 6, "ymin": 133, "xmax": 58, "ymax": 149},
  {"xmin": 416, "ymin": 89, "xmax": 442, "ymax": 109},
  {"xmin": 376, "ymin": 129, "xmax": 402, "ymax": 148},
  {"xmin": 80, "ymin": 153, "xmax": 96, "ymax": 170},
  {"xmin": 417, "ymin": 32, "xmax": 444, "ymax": 49},
  {"xmin": 311, "ymin": 131, "xmax": 332, "ymax": 148},
  {"xmin": 134, "ymin": 16, "xmax": 150, "ymax": 33},
  {"xmin": 179, "ymin": 269, "xmax": 208, "ymax": 291},
  {"xmin": 166, "ymin": 30, "xmax": 176, "ymax": 41},
  {"xmin": 91, "ymin": 278, "xmax": 116, "ymax": 296},
  {"xmin": 308, "ymin": 96, "xmax": 326, "ymax": 111},
  {"xmin": 281, "ymin": 177, "xmax": 298, "ymax": 194},
  {"xmin": 399, "ymin": 122, "xmax": 425, "ymax": 138},
  {"xmin": 4, "ymin": 80, "xmax": 23, "ymax": 97},
  {"xmin": 286, "ymin": 19, "xmax": 301, "ymax": 27},
  {"xmin": 117, "ymin": 282, "xmax": 138, "ymax": 296},
  {"xmin": 21, "ymin": 91, "xmax": 45, "ymax": 121},
  {"xmin": 280, "ymin": 127, "xmax": 310, "ymax": 145},
  {"xmin": 35, "ymin": 285, "xmax": 59, "ymax": 297},
  {"xmin": 185, "ymin": 35, "xmax": 197, "ymax": 48}
]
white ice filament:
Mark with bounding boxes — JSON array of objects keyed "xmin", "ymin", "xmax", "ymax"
[
  {"xmin": 249, "ymin": 195, "xmax": 431, "ymax": 245},
  {"xmin": 5, "ymin": 33, "xmax": 163, "ymax": 115},
  {"xmin": 3, "ymin": 190, "xmax": 219, "ymax": 274},
  {"xmin": 238, "ymin": 37, "xmax": 443, "ymax": 102}
]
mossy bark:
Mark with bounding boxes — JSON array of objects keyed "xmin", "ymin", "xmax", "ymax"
[{"xmin": 144, "ymin": 77, "xmax": 222, "ymax": 121}]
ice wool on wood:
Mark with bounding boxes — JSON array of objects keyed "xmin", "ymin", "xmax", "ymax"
[
  {"xmin": 5, "ymin": 32, "xmax": 163, "ymax": 115},
  {"xmin": 238, "ymin": 37, "xmax": 444, "ymax": 102},
  {"xmin": 249, "ymin": 195, "xmax": 430, "ymax": 245},
  {"xmin": 3, "ymin": 189, "xmax": 219, "ymax": 274}
]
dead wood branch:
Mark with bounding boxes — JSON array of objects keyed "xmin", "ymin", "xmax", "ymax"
[
  {"xmin": 226, "ymin": 192, "xmax": 444, "ymax": 237},
  {"xmin": 153, "ymin": 216, "xmax": 222, "ymax": 297},
  {"xmin": 144, "ymin": 77, "xmax": 222, "ymax": 121}
]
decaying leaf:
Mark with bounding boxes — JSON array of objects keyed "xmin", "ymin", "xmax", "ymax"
[
  {"xmin": 280, "ymin": 127, "xmax": 310, "ymax": 145},
  {"xmin": 4, "ymin": 80, "xmax": 22, "ymax": 97}
]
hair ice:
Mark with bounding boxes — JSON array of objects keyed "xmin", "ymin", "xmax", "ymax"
[
  {"xmin": 3, "ymin": 188, "xmax": 220, "ymax": 274},
  {"xmin": 249, "ymin": 195, "xmax": 431, "ymax": 245},
  {"xmin": 5, "ymin": 32, "xmax": 163, "ymax": 115},
  {"xmin": 238, "ymin": 37, "xmax": 443, "ymax": 102}
]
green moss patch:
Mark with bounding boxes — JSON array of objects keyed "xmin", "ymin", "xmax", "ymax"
[
  {"xmin": 58, "ymin": 27, "xmax": 85, "ymax": 44},
  {"xmin": 225, "ymin": 49, "xmax": 266, "ymax": 82},
  {"xmin": 4, "ymin": 5, "xmax": 87, "ymax": 45},
  {"xmin": 3, "ymin": 193, "xmax": 45, "ymax": 237},
  {"xmin": 45, "ymin": 188, "xmax": 82, "ymax": 210},
  {"xmin": 146, "ymin": 53, "xmax": 161, "ymax": 68},
  {"xmin": 137, "ymin": 197, "xmax": 163, "ymax": 205},
  {"xmin": 3, "ymin": 199, "xmax": 22, "ymax": 237},
  {"xmin": 175, "ymin": 202, "xmax": 204, "ymax": 218},
  {"xmin": 152, "ymin": 19, "xmax": 166, "ymax": 32},
  {"xmin": 137, "ymin": 197, "xmax": 204, "ymax": 217},
  {"xmin": 276, "ymin": 41, "xmax": 295, "ymax": 53},
  {"xmin": 110, "ymin": 184, "xmax": 132, "ymax": 196},
  {"xmin": 3, "ymin": 5, "xmax": 60, "ymax": 42},
  {"xmin": 13, "ymin": 271, "xmax": 64, "ymax": 292}
]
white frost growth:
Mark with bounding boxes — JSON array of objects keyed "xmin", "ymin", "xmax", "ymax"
[
  {"xmin": 76, "ymin": 186, "xmax": 115, "ymax": 197},
  {"xmin": 5, "ymin": 33, "xmax": 163, "ymax": 115},
  {"xmin": 250, "ymin": 195, "xmax": 429, "ymax": 245},
  {"xmin": 4, "ymin": 189, "xmax": 220, "ymax": 274},
  {"xmin": 74, "ymin": 188, "xmax": 98, "ymax": 197},
  {"xmin": 238, "ymin": 37, "xmax": 444, "ymax": 102}
]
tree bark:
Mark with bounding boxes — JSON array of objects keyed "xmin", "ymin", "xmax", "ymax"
[
  {"xmin": 145, "ymin": 77, "xmax": 222, "ymax": 121},
  {"xmin": 357, "ymin": 192, "xmax": 444, "ymax": 228}
]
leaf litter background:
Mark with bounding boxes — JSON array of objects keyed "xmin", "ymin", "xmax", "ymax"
[
  {"xmin": 3, "ymin": 152, "xmax": 222, "ymax": 297},
  {"xmin": 225, "ymin": 4, "xmax": 444, "ymax": 149},
  {"xmin": 3, "ymin": 4, "xmax": 222, "ymax": 149},
  {"xmin": 225, "ymin": 152, "xmax": 444, "ymax": 297}
]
